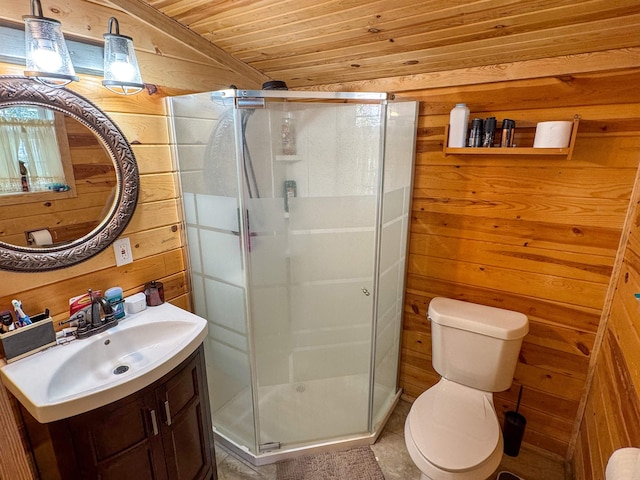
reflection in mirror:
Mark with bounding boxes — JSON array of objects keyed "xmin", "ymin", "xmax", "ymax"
[
  {"xmin": 0, "ymin": 106, "xmax": 67, "ymax": 194},
  {"xmin": 0, "ymin": 110, "xmax": 117, "ymax": 247},
  {"xmin": 0, "ymin": 76, "xmax": 138, "ymax": 272}
]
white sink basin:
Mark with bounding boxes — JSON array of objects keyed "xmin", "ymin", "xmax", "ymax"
[{"xmin": 0, "ymin": 302, "xmax": 208, "ymax": 423}]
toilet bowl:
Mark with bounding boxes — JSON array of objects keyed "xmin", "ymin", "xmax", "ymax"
[
  {"xmin": 405, "ymin": 378, "xmax": 503, "ymax": 480},
  {"xmin": 404, "ymin": 297, "xmax": 529, "ymax": 480}
]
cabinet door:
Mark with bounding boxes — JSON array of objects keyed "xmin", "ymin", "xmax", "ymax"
[
  {"xmin": 158, "ymin": 347, "xmax": 215, "ymax": 480},
  {"xmin": 68, "ymin": 389, "xmax": 169, "ymax": 480}
]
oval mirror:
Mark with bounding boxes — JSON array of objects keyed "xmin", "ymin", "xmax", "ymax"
[{"xmin": 0, "ymin": 76, "xmax": 138, "ymax": 272}]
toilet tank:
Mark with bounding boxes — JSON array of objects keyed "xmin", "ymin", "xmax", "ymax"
[{"xmin": 428, "ymin": 297, "xmax": 528, "ymax": 392}]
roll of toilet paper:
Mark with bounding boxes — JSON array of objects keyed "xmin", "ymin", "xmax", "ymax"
[
  {"xmin": 533, "ymin": 121, "xmax": 573, "ymax": 148},
  {"xmin": 28, "ymin": 229, "xmax": 53, "ymax": 246},
  {"xmin": 606, "ymin": 447, "xmax": 640, "ymax": 479}
]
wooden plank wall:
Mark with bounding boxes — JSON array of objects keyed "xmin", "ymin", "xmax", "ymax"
[
  {"xmin": 392, "ymin": 68, "xmax": 640, "ymax": 460},
  {"xmin": 0, "ymin": 1, "xmax": 262, "ymax": 477},
  {"xmin": 0, "ymin": 63, "xmax": 189, "ymax": 325},
  {"xmin": 0, "ymin": 0, "xmax": 262, "ymax": 325},
  {"xmin": 0, "ymin": 64, "xmax": 189, "ymax": 480},
  {"xmin": 571, "ymin": 168, "xmax": 640, "ymax": 476},
  {"xmin": 0, "ymin": 0, "xmax": 266, "ymax": 92},
  {"xmin": 0, "ymin": 1, "xmax": 639, "ymax": 476}
]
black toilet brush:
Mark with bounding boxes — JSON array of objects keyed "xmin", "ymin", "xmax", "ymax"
[{"xmin": 503, "ymin": 385, "xmax": 526, "ymax": 457}]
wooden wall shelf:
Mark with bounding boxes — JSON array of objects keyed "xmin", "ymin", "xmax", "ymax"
[{"xmin": 443, "ymin": 115, "xmax": 580, "ymax": 160}]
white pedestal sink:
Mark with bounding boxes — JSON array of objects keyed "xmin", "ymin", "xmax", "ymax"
[{"xmin": 0, "ymin": 302, "xmax": 208, "ymax": 423}]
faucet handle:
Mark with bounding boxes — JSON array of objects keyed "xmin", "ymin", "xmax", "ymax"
[
  {"xmin": 75, "ymin": 312, "xmax": 89, "ymax": 332},
  {"xmin": 103, "ymin": 299, "xmax": 114, "ymax": 315},
  {"xmin": 103, "ymin": 308, "xmax": 115, "ymax": 322}
]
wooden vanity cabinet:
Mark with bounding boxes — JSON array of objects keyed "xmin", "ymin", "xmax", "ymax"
[{"xmin": 20, "ymin": 344, "xmax": 217, "ymax": 480}]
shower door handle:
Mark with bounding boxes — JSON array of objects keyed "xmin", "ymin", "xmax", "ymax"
[{"xmin": 362, "ymin": 287, "xmax": 370, "ymax": 296}]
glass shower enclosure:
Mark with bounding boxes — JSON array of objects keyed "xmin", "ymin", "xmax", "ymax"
[{"xmin": 170, "ymin": 89, "xmax": 417, "ymax": 464}]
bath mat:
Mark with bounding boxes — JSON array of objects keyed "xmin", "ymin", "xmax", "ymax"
[
  {"xmin": 497, "ymin": 472, "xmax": 523, "ymax": 480},
  {"xmin": 276, "ymin": 446, "xmax": 385, "ymax": 480}
]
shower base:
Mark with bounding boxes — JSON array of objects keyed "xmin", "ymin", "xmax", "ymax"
[{"xmin": 212, "ymin": 373, "xmax": 399, "ymax": 466}]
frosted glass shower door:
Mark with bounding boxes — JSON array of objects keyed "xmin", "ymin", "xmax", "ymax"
[
  {"xmin": 245, "ymin": 101, "xmax": 384, "ymax": 448},
  {"xmin": 171, "ymin": 94, "xmax": 258, "ymax": 454}
]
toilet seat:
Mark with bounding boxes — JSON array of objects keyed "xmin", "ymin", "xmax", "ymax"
[{"xmin": 407, "ymin": 378, "xmax": 500, "ymax": 472}]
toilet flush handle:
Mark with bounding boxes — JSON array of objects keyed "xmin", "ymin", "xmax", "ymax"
[{"xmin": 362, "ymin": 287, "xmax": 370, "ymax": 296}]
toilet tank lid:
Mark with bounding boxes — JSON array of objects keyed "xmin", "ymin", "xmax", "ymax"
[{"xmin": 428, "ymin": 297, "xmax": 528, "ymax": 340}]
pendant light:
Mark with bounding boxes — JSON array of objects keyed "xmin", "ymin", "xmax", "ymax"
[
  {"xmin": 102, "ymin": 17, "xmax": 144, "ymax": 95},
  {"xmin": 23, "ymin": 0, "xmax": 78, "ymax": 87}
]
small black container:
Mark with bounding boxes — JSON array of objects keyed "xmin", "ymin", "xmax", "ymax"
[
  {"xmin": 262, "ymin": 80, "xmax": 288, "ymax": 90},
  {"xmin": 503, "ymin": 385, "xmax": 526, "ymax": 457},
  {"xmin": 144, "ymin": 281, "xmax": 165, "ymax": 307},
  {"xmin": 503, "ymin": 411, "xmax": 526, "ymax": 456}
]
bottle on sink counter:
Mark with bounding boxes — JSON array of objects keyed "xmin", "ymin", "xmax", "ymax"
[{"xmin": 105, "ymin": 287, "xmax": 125, "ymax": 319}]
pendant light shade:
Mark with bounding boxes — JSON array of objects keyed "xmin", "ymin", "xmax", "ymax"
[
  {"xmin": 23, "ymin": 0, "xmax": 78, "ymax": 87},
  {"xmin": 102, "ymin": 17, "xmax": 144, "ymax": 95}
]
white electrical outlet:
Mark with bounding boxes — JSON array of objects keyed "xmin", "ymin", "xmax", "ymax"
[{"xmin": 113, "ymin": 237, "xmax": 133, "ymax": 266}]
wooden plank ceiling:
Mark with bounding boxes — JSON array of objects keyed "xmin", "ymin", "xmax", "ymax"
[{"xmin": 123, "ymin": 0, "xmax": 640, "ymax": 88}]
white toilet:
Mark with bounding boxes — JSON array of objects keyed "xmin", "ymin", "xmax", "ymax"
[{"xmin": 405, "ymin": 297, "xmax": 529, "ymax": 480}]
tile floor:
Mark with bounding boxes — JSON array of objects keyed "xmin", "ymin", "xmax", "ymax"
[{"xmin": 214, "ymin": 399, "xmax": 567, "ymax": 480}]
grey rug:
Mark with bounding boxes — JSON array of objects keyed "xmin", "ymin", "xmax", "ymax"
[{"xmin": 276, "ymin": 446, "xmax": 385, "ymax": 480}]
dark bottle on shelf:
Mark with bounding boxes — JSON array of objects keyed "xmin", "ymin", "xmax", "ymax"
[
  {"xmin": 468, "ymin": 118, "xmax": 483, "ymax": 147},
  {"xmin": 500, "ymin": 119, "xmax": 516, "ymax": 147},
  {"xmin": 482, "ymin": 117, "xmax": 496, "ymax": 147}
]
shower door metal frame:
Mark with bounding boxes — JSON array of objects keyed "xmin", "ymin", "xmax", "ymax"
[
  {"xmin": 367, "ymin": 99, "xmax": 389, "ymax": 434},
  {"xmin": 231, "ymin": 101, "xmax": 261, "ymax": 457}
]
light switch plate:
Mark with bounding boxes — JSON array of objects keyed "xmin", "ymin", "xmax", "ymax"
[{"xmin": 113, "ymin": 237, "xmax": 133, "ymax": 266}]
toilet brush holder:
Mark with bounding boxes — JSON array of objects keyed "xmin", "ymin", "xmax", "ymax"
[{"xmin": 503, "ymin": 385, "xmax": 526, "ymax": 457}]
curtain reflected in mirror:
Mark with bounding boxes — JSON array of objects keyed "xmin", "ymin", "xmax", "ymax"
[
  {"xmin": 0, "ymin": 106, "xmax": 67, "ymax": 194},
  {"xmin": 0, "ymin": 106, "xmax": 117, "ymax": 248}
]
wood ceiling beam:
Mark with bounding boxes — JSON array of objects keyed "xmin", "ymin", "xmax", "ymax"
[
  {"xmin": 105, "ymin": 0, "xmax": 269, "ymax": 86},
  {"xmin": 298, "ymin": 47, "xmax": 640, "ymax": 92}
]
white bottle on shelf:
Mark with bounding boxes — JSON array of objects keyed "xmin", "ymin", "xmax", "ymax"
[{"xmin": 448, "ymin": 103, "xmax": 470, "ymax": 148}]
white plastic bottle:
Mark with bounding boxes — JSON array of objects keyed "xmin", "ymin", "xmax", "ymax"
[{"xmin": 448, "ymin": 103, "xmax": 470, "ymax": 148}]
